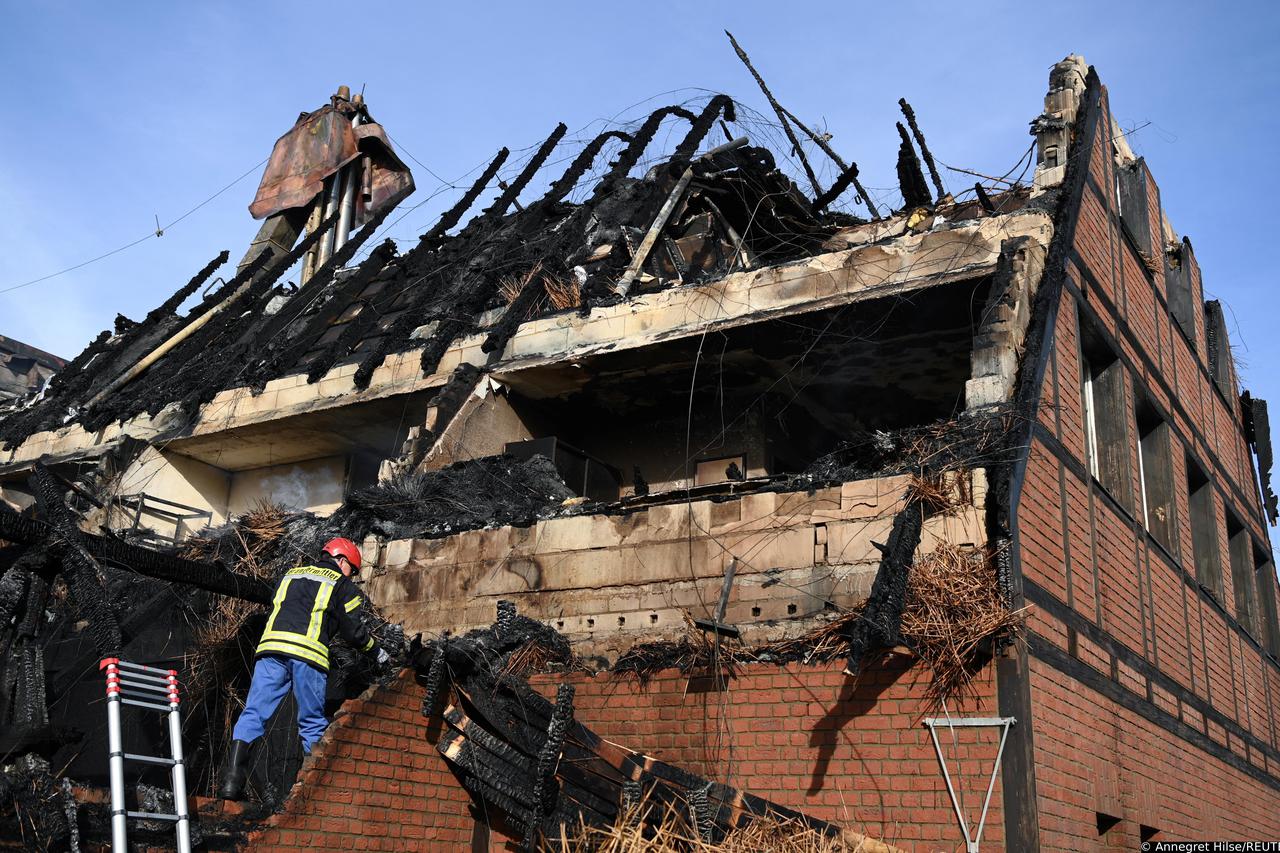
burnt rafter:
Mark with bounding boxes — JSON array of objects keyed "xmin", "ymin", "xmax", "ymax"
[
  {"xmin": 416, "ymin": 147, "xmax": 511, "ymax": 250},
  {"xmin": 540, "ymin": 130, "xmax": 632, "ymax": 205},
  {"xmin": 30, "ymin": 467, "xmax": 122, "ymax": 659},
  {"xmin": 898, "ymin": 98, "xmax": 946, "ymax": 201},
  {"xmin": 725, "ymin": 30, "xmax": 821, "ymax": 198},
  {"xmin": 589, "ymin": 106, "xmax": 699, "ymax": 203},
  {"xmin": 303, "ymin": 240, "xmax": 400, "ymax": 383},
  {"xmin": 246, "ymin": 199, "xmax": 405, "ymax": 389},
  {"xmin": 0, "ymin": 502, "xmax": 274, "ymax": 604},
  {"xmin": 671, "ymin": 95, "xmax": 737, "ymax": 162},
  {"xmin": 895, "ymin": 122, "xmax": 933, "ymax": 211},
  {"xmin": 482, "ymin": 124, "xmax": 568, "ymax": 223}
]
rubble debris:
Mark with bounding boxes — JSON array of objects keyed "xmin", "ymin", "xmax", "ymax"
[
  {"xmin": 333, "ymin": 453, "xmax": 576, "ymax": 540},
  {"xmin": 0, "ymin": 754, "xmax": 76, "ymax": 851},
  {"xmin": 571, "ymin": 801, "xmax": 881, "ymax": 852},
  {"xmin": 416, "ymin": 608, "xmax": 850, "ymax": 849}
]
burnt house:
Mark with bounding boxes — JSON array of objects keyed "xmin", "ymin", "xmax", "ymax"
[
  {"xmin": 0, "ymin": 335, "xmax": 63, "ymax": 405},
  {"xmin": 0, "ymin": 52, "xmax": 1278, "ymax": 851}
]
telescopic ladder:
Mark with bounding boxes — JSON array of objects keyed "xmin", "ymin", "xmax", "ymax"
[{"xmin": 99, "ymin": 658, "xmax": 192, "ymax": 853}]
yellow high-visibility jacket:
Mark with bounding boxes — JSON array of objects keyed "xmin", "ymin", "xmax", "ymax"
[{"xmin": 255, "ymin": 555, "xmax": 375, "ymax": 671}]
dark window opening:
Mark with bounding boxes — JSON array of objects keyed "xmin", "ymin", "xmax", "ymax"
[
  {"xmin": 1187, "ymin": 458, "xmax": 1222, "ymax": 599},
  {"xmin": 344, "ymin": 450, "xmax": 383, "ymax": 498},
  {"xmin": 505, "ymin": 436, "xmax": 621, "ymax": 502},
  {"xmin": 1141, "ymin": 825, "xmax": 1162, "ymax": 842},
  {"xmin": 1116, "ymin": 158, "xmax": 1152, "ymax": 257},
  {"xmin": 1137, "ymin": 402, "xmax": 1176, "ymax": 553},
  {"xmin": 1227, "ymin": 514, "xmax": 1258, "ymax": 636},
  {"xmin": 1081, "ymin": 321, "xmax": 1133, "ymax": 510},
  {"xmin": 1096, "ymin": 812, "xmax": 1121, "ymax": 835}
]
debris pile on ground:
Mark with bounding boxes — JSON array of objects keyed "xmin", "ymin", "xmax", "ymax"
[
  {"xmin": 0, "ymin": 754, "xmax": 77, "ymax": 852},
  {"xmin": 568, "ymin": 797, "xmax": 886, "ymax": 852}
]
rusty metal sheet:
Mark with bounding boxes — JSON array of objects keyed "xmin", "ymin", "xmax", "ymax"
[
  {"xmin": 354, "ymin": 122, "xmax": 415, "ymax": 220},
  {"xmin": 249, "ymin": 105, "xmax": 360, "ymax": 219}
]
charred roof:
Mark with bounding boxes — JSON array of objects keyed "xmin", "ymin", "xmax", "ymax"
[{"xmin": 0, "ymin": 92, "xmax": 1028, "ymax": 451}]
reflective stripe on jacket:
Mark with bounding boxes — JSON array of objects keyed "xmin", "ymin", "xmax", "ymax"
[{"xmin": 254, "ymin": 554, "xmax": 375, "ymax": 671}]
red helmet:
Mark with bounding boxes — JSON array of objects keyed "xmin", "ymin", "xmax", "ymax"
[{"xmin": 322, "ymin": 537, "xmax": 362, "ymax": 571}]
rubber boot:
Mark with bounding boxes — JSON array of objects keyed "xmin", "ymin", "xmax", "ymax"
[{"xmin": 218, "ymin": 739, "xmax": 252, "ymax": 800}]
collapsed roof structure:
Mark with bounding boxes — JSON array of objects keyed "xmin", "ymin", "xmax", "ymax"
[{"xmin": 1, "ymin": 43, "xmax": 1278, "ymax": 851}]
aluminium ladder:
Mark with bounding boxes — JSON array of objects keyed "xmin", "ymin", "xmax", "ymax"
[{"xmin": 99, "ymin": 657, "xmax": 192, "ymax": 853}]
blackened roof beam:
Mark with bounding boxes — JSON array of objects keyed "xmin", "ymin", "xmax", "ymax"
[
  {"xmin": 898, "ymin": 98, "xmax": 947, "ymax": 202},
  {"xmin": 895, "ymin": 122, "xmax": 934, "ymax": 210}
]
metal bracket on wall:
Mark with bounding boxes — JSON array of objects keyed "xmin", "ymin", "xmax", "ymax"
[{"xmin": 922, "ymin": 715, "xmax": 1015, "ymax": 853}]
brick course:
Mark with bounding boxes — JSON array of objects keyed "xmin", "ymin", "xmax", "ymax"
[
  {"xmin": 1017, "ymin": 79, "xmax": 1280, "ymax": 849},
  {"xmin": 250, "ymin": 657, "xmax": 1002, "ymax": 851}
]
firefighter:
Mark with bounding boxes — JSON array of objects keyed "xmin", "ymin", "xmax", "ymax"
[{"xmin": 219, "ymin": 537, "xmax": 388, "ymax": 800}]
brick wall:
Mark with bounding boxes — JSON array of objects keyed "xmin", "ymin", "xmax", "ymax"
[
  {"xmin": 250, "ymin": 656, "xmax": 1003, "ymax": 851},
  {"xmin": 1016, "ymin": 74, "xmax": 1280, "ymax": 849}
]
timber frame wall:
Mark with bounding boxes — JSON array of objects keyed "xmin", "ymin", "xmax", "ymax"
[{"xmin": 1005, "ymin": 68, "xmax": 1280, "ymax": 849}]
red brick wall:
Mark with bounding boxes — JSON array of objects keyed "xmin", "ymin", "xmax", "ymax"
[
  {"xmin": 250, "ymin": 657, "xmax": 1003, "ymax": 852},
  {"xmin": 249, "ymin": 670, "xmax": 482, "ymax": 851},
  {"xmin": 1016, "ymin": 78, "xmax": 1280, "ymax": 849}
]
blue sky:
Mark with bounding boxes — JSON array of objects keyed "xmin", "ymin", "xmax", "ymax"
[{"xmin": 1, "ymin": 1, "xmax": 1276, "ymax": 415}]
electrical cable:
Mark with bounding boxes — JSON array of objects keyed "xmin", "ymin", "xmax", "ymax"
[{"xmin": 0, "ymin": 157, "xmax": 269, "ymax": 295}]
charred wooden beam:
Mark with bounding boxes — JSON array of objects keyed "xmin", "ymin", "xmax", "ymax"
[
  {"xmin": 0, "ymin": 503, "xmax": 273, "ymax": 604},
  {"xmin": 481, "ymin": 124, "xmax": 567, "ymax": 224},
  {"xmin": 541, "ymin": 131, "xmax": 632, "ymax": 204},
  {"xmin": 671, "ymin": 95, "xmax": 737, "ymax": 162},
  {"xmin": 842, "ymin": 491, "xmax": 924, "ymax": 675},
  {"xmin": 524, "ymin": 682, "xmax": 575, "ymax": 850},
  {"xmin": 895, "ymin": 122, "xmax": 933, "ymax": 210},
  {"xmin": 898, "ymin": 98, "xmax": 946, "ymax": 201},
  {"xmin": 812, "ymin": 162, "xmax": 863, "ymax": 213},
  {"xmin": 416, "ymin": 147, "xmax": 510, "ymax": 249},
  {"xmin": 975, "ymin": 182, "xmax": 997, "ymax": 215},
  {"xmin": 248, "ymin": 205, "xmax": 404, "ymax": 389},
  {"xmin": 590, "ymin": 106, "xmax": 698, "ymax": 203},
  {"xmin": 725, "ymin": 30, "xmax": 822, "ymax": 198},
  {"xmin": 773, "ymin": 103, "xmax": 879, "ymax": 219},
  {"xmin": 30, "ymin": 466, "xmax": 122, "ymax": 658},
  {"xmin": 302, "ymin": 239, "xmax": 401, "ymax": 383}
]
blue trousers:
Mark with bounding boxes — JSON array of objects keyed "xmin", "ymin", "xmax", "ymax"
[{"xmin": 231, "ymin": 655, "xmax": 329, "ymax": 753}]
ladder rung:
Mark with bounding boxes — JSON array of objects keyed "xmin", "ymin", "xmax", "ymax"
[
  {"xmin": 119, "ymin": 680, "xmax": 174, "ymax": 695},
  {"xmin": 120, "ymin": 697, "xmax": 174, "ymax": 712},
  {"xmin": 123, "ymin": 752, "xmax": 177, "ymax": 766},
  {"xmin": 126, "ymin": 810, "xmax": 181, "ymax": 821},
  {"xmin": 114, "ymin": 660, "xmax": 175, "ymax": 675},
  {"xmin": 116, "ymin": 670, "xmax": 174, "ymax": 687}
]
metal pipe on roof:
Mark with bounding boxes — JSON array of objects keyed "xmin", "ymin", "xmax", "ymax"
[{"xmin": 335, "ymin": 99, "xmax": 364, "ymax": 252}]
